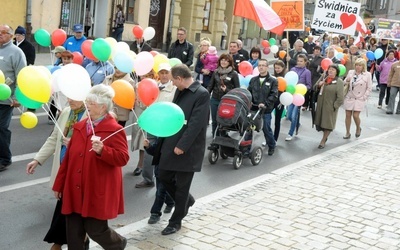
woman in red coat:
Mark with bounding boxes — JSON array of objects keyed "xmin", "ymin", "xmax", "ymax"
[{"xmin": 53, "ymin": 84, "xmax": 130, "ymax": 250}]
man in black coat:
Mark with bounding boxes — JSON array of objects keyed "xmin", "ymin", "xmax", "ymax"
[
  {"xmin": 13, "ymin": 26, "xmax": 35, "ymax": 65},
  {"xmin": 129, "ymin": 37, "xmax": 152, "ymax": 54},
  {"xmin": 167, "ymin": 27, "xmax": 194, "ymax": 67},
  {"xmin": 229, "ymin": 41, "xmax": 246, "ymax": 70},
  {"xmin": 157, "ymin": 64, "xmax": 209, "ymax": 235}
]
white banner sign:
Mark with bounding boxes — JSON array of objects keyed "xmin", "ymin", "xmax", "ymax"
[{"xmin": 311, "ymin": 0, "xmax": 361, "ymax": 35}]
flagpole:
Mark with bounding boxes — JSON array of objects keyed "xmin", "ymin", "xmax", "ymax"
[{"xmin": 286, "ymin": 31, "xmax": 289, "ymax": 69}]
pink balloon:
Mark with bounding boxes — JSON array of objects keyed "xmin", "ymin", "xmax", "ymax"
[
  {"xmin": 263, "ymin": 47, "xmax": 270, "ymax": 55},
  {"xmin": 292, "ymin": 93, "xmax": 305, "ymax": 106},
  {"xmin": 134, "ymin": 51, "xmax": 155, "ymax": 76},
  {"xmin": 252, "ymin": 67, "xmax": 260, "ymax": 76}
]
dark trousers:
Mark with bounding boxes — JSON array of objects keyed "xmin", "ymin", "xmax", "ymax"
[
  {"xmin": 151, "ymin": 165, "xmax": 175, "ymax": 215},
  {"xmin": 158, "ymin": 169, "xmax": 195, "ymax": 227},
  {"xmin": 378, "ymin": 85, "xmax": 390, "ymax": 106},
  {"xmin": 375, "ymin": 70, "xmax": 381, "ymax": 87},
  {"xmin": 48, "ymin": 99, "xmax": 58, "ymax": 121},
  {"xmin": 66, "ymin": 213, "xmax": 125, "ymax": 250},
  {"xmin": 0, "ymin": 104, "xmax": 13, "ymax": 166},
  {"xmin": 274, "ymin": 102, "xmax": 284, "ymax": 141},
  {"xmin": 210, "ymin": 97, "xmax": 220, "ymax": 136},
  {"xmin": 302, "ymin": 90, "xmax": 312, "ymax": 110}
]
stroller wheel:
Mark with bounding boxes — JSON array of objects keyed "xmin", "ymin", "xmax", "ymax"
[
  {"xmin": 220, "ymin": 150, "xmax": 228, "ymax": 159},
  {"xmin": 208, "ymin": 150, "xmax": 219, "ymax": 164},
  {"xmin": 250, "ymin": 147, "xmax": 263, "ymax": 166},
  {"xmin": 233, "ymin": 155, "xmax": 242, "ymax": 169}
]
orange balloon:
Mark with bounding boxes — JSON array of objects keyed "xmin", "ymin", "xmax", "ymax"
[
  {"xmin": 336, "ymin": 47, "xmax": 343, "ymax": 53},
  {"xmin": 261, "ymin": 40, "xmax": 270, "ymax": 47},
  {"xmin": 340, "ymin": 58, "xmax": 346, "ymax": 64},
  {"xmin": 137, "ymin": 78, "xmax": 159, "ymax": 106},
  {"xmin": 277, "ymin": 77, "xmax": 287, "ymax": 92},
  {"xmin": 305, "ymin": 27, "xmax": 311, "ymax": 32},
  {"xmin": 278, "ymin": 50, "xmax": 286, "ymax": 59},
  {"xmin": 343, "ymin": 54, "xmax": 349, "ymax": 61},
  {"xmin": 111, "ymin": 80, "xmax": 135, "ymax": 109}
]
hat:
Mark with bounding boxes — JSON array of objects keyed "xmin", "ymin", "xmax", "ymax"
[
  {"xmin": 158, "ymin": 63, "xmax": 171, "ymax": 73},
  {"xmin": 61, "ymin": 50, "xmax": 74, "ymax": 59},
  {"xmin": 52, "ymin": 46, "xmax": 66, "ymax": 53},
  {"xmin": 73, "ymin": 24, "xmax": 84, "ymax": 32},
  {"xmin": 15, "ymin": 26, "xmax": 26, "ymax": 35},
  {"xmin": 208, "ymin": 46, "xmax": 217, "ymax": 55}
]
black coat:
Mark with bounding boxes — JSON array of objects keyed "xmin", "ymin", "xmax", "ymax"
[
  {"xmin": 308, "ymin": 55, "xmax": 323, "ymax": 86},
  {"xmin": 158, "ymin": 81, "xmax": 209, "ymax": 172},
  {"xmin": 207, "ymin": 68, "xmax": 240, "ymax": 100},
  {"xmin": 238, "ymin": 48, "xmax": 249, "ymax": 60},
  {"xmin": 167, "ymin": 40, "xmax": 194, "ymax": 67},
  {"xmin": 14, "ymin": 39, "xmax": 35, "ymax": 65},
  {"xmin": 248, "ymin": 73, "xmax": 278, "ymax": 113}
]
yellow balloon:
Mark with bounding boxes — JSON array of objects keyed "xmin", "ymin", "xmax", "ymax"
[
  {"xmin": 295, "ymin": 84, "xmax": 308, "ymax": 96},
  {"xmin": 0, "ymin": 69, "xmax": 5, "ymax": 83},
  {"xmin": 152, "ymin": 54, "xmax": 169, "ymax": 73},
  {"xmin": 17, "ymin": 66, "xmax": 51, "ymax": 103},
  {"xmin": 105, "ymin": 37, "xmax": 118, "ymax": 51},
  {"xmin": 20, "ymin": 112, "xmax": 38, "ymax": 129}
]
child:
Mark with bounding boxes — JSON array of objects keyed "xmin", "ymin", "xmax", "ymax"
[{"xmin": 202, "ymin": 46, "xmax": 219, "ymax": 73}]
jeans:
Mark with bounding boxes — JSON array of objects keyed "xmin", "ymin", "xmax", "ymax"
[
  {"xmin": 287, "ymin": 104, "xmax": 300, "ymax": 136},
  {"xmin": 378, "ymin": 85, "xmax": 390, "ymax": 106},
  {"xmin": 113, "ymin": 27, "xmax": 124, "ymax": 42},
  {"xmin": 150, "ymin": 165, "xmax": 175, "ymax": 215},
  {"xmin": 0, "ymin": 104, "xmax": 13, "ymax": 166},
  {"xmin": 210, "ymin": 97, "xmax": 220, "ymax": 135},
  {"xmin": 387, "ymin": 86, "xmax": 400, "ymax": 113},
  {"xmin": 262, "ymin": 112, "xmax": 276, "ymax": 149}
]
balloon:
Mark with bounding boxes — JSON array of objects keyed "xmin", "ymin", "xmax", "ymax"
[
  {"xmin": 169, "ymin": 58, "xmax": 182, "ymax": 67},
  {"xmin": 321, "ymin": 58, "xmax": 333, "ymax": 71},
  {"xmin": 72, "ymin": 52, "xmax": 84, "ymax": 65},
  {"xmin": 343, "ymin": 54, "xmax": 349, "ymax": 61},
  {"xmin": 0, "ymin": 83, "xmax": 11, "ymax": 100},
  {"xmin": 143, "ymin": 27, "xmax": 156, "ymax": 41},
  {"xmin": 263, "ymin": 47, "xmax": 270, "ymax": 55},
  {"xmin": 338, "ymin": 64, "xmax": 346, "ymax": 77},
  {"xmin": 132, "ymin": 25, "xmax": 144, "ymax": 39},
  {"xmin": 114, "ymin": 51, "xmax": 135, "ymax": 73},
  {"xmin": 92, "ymin": 38, "xmax": 112, "ymax": 61},
  {"xmin": 153, "ymin": 54, "xmax": 169, "ymax": 73},
  {"xmin": 269, "ymin": 38, "xmax": 276, "ymax": 46},
  {"xmin": 286, "ymin": 84, "xmax": 296, "ymax": 94},
  {"xmin": 134, "ymin": 51, "xmax": 155, "ymax": 76},
  {"xmin": 340, "ymin": 58, "xmax": 346, "ymax": 65},
  {"xmin": 270, "ymin": 45, "xmax": 278, "ymax": 54},
  {"xmin": 261, "ymin": 40, "xmax": 270, "ymax": 47},
  {"xmin": 57, "ymin": 63, "xmax": 91, "ymax": 101},
  {"xmin": 34, "ymin": 29, "xmax": 51, "ymax": 47},
  {"xmin": 111, "ymin": 80, "xmax": 135, "ymax": 109},
  {"xmin": 374, "ymin": 48, "xmax": 384, "ymax": 59},
  {"xmin": 295, "ymin": 84, "xmax": 307, "ymax": 95},
  {"xmin": 20, "ymin": 112, "xmax": 38, "ymax": 129},
  {"xmin": 112, "ymin": 41, "xmax": 130, "ymax": 59},
  {"xmin": 104, "ymin": 37, "xmax": 117, "ymax": 51},
  {"xmin": 279, "ymin": 92, "xmax": 293, "ymax": 106},
  {"xmin": 336, "ymin": 52, "xmax": 344, "ymax": 59},
  {"xmin": 150, "ymin": 51, "xmax": 159, "ymax": 57},
  {"xmin": 238, "ymin": 61, "xmax": 253, "ymax": 76},
  {"xmin": 81, "ymin": 40, "xmax": 97, "ymax": 61},
  {"xmin": 306, "ymin": 27, "xmax": 311, "ymax": 32},
  {"xmin": 335, "ymin": 47, "xmax": 343, "ymax": 53},
  {"xmin": 51, "ymin": 29, "xmax": 67, "ymax": 46},
  {"xmin": 284, "ymin": 71, "xmax": 299, "ymax": 86},
  {"xmin": 51, "ymin": 69, "xmax": 63, "ymax": 93},
  {"xmin": 0, "ymin": 69, "xmax": 5, "ymax": 83},
  {"xmin": 252, "ymin": 67, "xmax": 260, "ymax": 76},
  {"xmin": 278, "ymin": 50, "xmax": 286, "ymax": 59},
  {"xmin": 50, "ymin": 65, "xmax": 61, "ymax": 74},
  {"xmin": 17, "ymin": 66, "xmax": 51, "ymax": 103},
  {"xmin": 137, "ymin": 78, "xmax": 159, "ymax": 106},
  {"xmin": 292, "ymin": 93, "xmax": 305, "ymax": 106},
  {"xmin": 138, "ymin": 102, "xmax": 185, "ymax": 137},
  {"xmin": 277, "ymin": 77, "xmax": 286, "ymax": 92},
  {"xmin": 366, "ymin": 51, "xmax": 375, "ymax": 60},
  {"xmin": 15, "ymin": 87, "xmax": 43, "ymax": 109}
]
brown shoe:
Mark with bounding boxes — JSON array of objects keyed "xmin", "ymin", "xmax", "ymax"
[{"xmin": 135, "ymin": 181, "xmax": 155, "ymax": 188}]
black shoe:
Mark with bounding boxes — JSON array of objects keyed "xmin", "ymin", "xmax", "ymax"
[
  {"xmin": 133, "ymin": 167, "xmax": 142, "ymax": 176},
  {"xmin": 386, "ymin": 112, "xmax": 393, "ymax": 114},
  {"xmin": 148, "ymin": 213, "xmax": 161, "ymax": 224},
  {"xmin": 184, "ymin": 195, "xmax": 195, "ymax": 217},
  {"xmin": 268, "ymin": 148, "xmax": 275, "ymax": 156},
  {"xmin": 84, "ymin": 238, "xmax": 90, "ymax": 250},
  {"xmin": 135, "ymin": 181, "xmax": 155, "ymax": 188},
  {"xmin": 164, "ymin": 205, "xmax": 174, "ymax": 214},
  {"xmin": 121, "ymin": 237, "xmax": 127, "ymax": 249},
  {"xmin": 161, "ymin": 224, "xmax": 181, "ymax": 235},
  {"xmin": 0, "ymin": 164, "xmax": 9, "ymax": 172}
]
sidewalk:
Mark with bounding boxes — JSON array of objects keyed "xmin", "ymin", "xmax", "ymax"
[{"xmin": 89, "ymin": 128, "xmax": 400, "ymax": 249}]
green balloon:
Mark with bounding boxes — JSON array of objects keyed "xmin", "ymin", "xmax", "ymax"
[
  {"xmin": 338, "ymin": 64, "xmax": 346, "ymax": 77},
  {"xmin": 34, "ymin": 29, "xmax": 51, "ymax": 47},
  {"xmin": 286, "ymin": 84, "xmax": 296, "ymax": 94},
  {"xmin": 15, "ymin": 87, "xmax": 43, "ymax": 109},
  {"xmin": 269, "ymin": 38, "xmax": 276, "ymax": 46},
  {"xmin": 92, "ymin": 38, "xmax": 112, "ymax": 61},
  {"xmin": 138, "ymin": 102, "xmax": 185, "ymax": 137},
  {"xmin": 169, "ymin": 58, "xmax": 182, "ymax": 67},
  {"xmin": 0, "ymin": 84, "xmax": 11, "ymax": 101}
]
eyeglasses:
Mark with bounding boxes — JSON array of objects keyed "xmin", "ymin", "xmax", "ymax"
[
  {"xmin": 0, "ymin": 30, "xmax": 12, "ymax": 35},
  {"xmin": 177, "ymin": 33, "xmax": 185, "ymax": 36},
  {"xmin": 200, "ymin": 44, "xmax": 209, "ymax": 47},
  {"xmin": 258, "ymin": 64, "xmax": 268, "ymax": 67}
]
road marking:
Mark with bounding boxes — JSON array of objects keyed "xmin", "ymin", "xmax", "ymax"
[{"xmin": 0, "ymin": 177, "xmax": 50, "ymax": 193}]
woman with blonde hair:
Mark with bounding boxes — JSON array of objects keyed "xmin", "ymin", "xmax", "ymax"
[{"xmin": 343, "ymin": 58, "xmax": 372, "ymax": 139}]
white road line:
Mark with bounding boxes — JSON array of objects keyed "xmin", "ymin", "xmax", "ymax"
[{"xmin": 0, "ymin": 177, "xmax": 50, "ymax": 193}]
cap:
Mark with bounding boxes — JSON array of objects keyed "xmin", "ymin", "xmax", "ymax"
[
  {"xmin": 52, "ymin": 46, "xmax": 66, "ymax": 53},
  {"xmin": 208, "ymin": 46, "xmax": 217, "ymax": 55},
  {"xmin": 15, "ymin": 26, "xmax": 26, "ymax": 35},
  {"xmin": 158, "ymin": 63, "xmax": 171, "ymax": 73},
  {"xmin": 73, "ymin": 24, "xmax": 84, "ymax": 33}
]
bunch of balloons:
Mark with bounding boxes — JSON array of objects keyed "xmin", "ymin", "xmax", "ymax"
[
  {"xmin": 34, "ymin": 28, "xmax": 67, "ymax": 47},
  {"xmin": 237, "ymin": 63, "xmax": 260, "ymax": 88},
  {"xmin": 261, "ymin": 38, "xmax": 279, "ymax": 55},
  {"xmin": 132, "ymin": 25, "xmax": 156, "ymax": 41},
  {"xmin": 365, "ymin": 49, "xmax": 384, "ymax": 61},
  {"xmin": 278, "ymin": 71, "xmax": 307, "ymax": 107}
]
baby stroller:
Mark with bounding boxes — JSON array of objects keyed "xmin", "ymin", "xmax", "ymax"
[{"xmin": 207, "ymin": 88, "xmax": 263, "ymax": 169}]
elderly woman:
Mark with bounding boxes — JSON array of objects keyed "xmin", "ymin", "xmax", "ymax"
[
  {"xmin": 52, "ymin": 85, "xmax": 129, "ymax": 250},
  {"xmin": 314, "ymin": 64, "xmax": 344, "ymax": 149},
  {"xmin": 343, "ymin": 58, "xmax": 372, "ymax": 139},
  {"xmin": 207, "ymin": 53, "xmax": 240, "ymax": 136},
  {"xmin": 195, "ymin": 39, "xmax": 212, "ymax": 88},
  {"xmin": 26, "ymin": 98, "xmax": 87, "ymax": 250}
]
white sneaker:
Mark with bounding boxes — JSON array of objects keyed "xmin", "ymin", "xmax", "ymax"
[
  {"xmin": 285, "ymin": 135, "xmax": 293, "ymax": 141},
  {"xmin": 377, "ymin": 105, "xmax": 382, "ymax": 109},
  {"xmin": 262, "ymin": 142, "xmax": 266, "ymax": 146}
]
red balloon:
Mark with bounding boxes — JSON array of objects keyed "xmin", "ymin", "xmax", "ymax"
[
  {"xmin": 81, "ymin": 40, "xmax": 97, "ymax": 61},
  {"xmin": 340, "ymin": 58, "xmax": 346, "ymax": 65},
  {"xmin": 263, "ymin": 47, "xmax": 271, "ymax": 55},
  {"xmin": 137, "ymin": 78, "xmax": 159, "ymax": 106},
  {"xmin": 321, "ymin": 58, "xmax": 333, "ymax": 71},
  {"xmin": 261, "ymin": 40, "xmax": 270, "ymax": 48},
  {"xmin": 72, "ymin": 52, "xmax": 83, "ymax": 65},
  {"xmin": 132, "ymin": 26, "xmax": 144, "ymax": 39},
  {"xmin": 238, "ymin": 61, "xmax": 253, "ymax": 76},
  {"xmin": 51, "ymin": 29, "xmax": 67, "ymax": 47},
  {"xmin": 150, "ymin": 51, "xmax": 159, "ymax": 57}
]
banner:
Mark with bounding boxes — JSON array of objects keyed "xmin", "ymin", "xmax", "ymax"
[
  {"xmin": 376, "ymin": 18, "xmax": 400, "ymax": 41},
  {"xmin": 311, "ymin": 0, "xmax": 361, "ymax": 35},
  {"xmin": 271, "ymin": 0, "xmax": 304, "ymax": 31}
]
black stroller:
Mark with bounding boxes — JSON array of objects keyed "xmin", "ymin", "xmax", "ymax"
[{"xmin": 207, "ymin": 88, "xmax": 263, "ymax": 169}]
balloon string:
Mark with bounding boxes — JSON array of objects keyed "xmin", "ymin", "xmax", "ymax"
[
  {"xmin": 8, "ymin": 98, "xmax": 24, "ymax": 114},
  {"xmin": 42, "ymin": 104, "xmax": 66, "ymax": 139},
  {"xmin": 83, "ymin": 102, "xmax": 96, "ymax": 137},
  {"xmin": 131, "ymin": 108, "xmax": 146, "ymax": 139},
  {"xmin": 89, "ymin": 122, "xmax": 138, "ymax": 152}
]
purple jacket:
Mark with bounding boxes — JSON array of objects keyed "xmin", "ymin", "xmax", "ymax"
[
  {"xmin": 202, "ymin": 53, "xmax": 219, "ymax": 72},
  {"xmin": 291, "ymin": 66, "xmax": 312, "ymax": 89},
  {"xmin": 378, "ymin": 57, "xmax": 398, "ymax": 84}
]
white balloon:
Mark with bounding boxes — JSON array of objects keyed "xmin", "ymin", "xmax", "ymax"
[
  {"xmin": 270, "ymin": 45, "xmax": 279, "ymax": 53},
  {"xmin": 57, "ymin": 64, "xmax": 91, "ymax": 101},
  {"xmin": 279, "ymin": 92, "xmax": 293, "ymax": 106},
  {"xmin": 51, "ymin": 69, "xmax": 62, "ymax": 93},
  {"xmin": 143, "ymin": 27, "xmax": 156, "ymax": 41},
  {"xmin": 134, "ymin": 51, "xmax": 155, "ymax": 76},
  {"xmin": 112, "ymin": 41, "xmax": 130, "ymax": 60}
]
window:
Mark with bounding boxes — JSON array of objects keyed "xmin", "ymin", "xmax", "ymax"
[
  {"xmin": 380, "ymin": 0, "xmax": 387, "ymax": 10},
  {"xmin": 126, "ymin": 0, "xmax": 135, "ymax": 22},
  {"xmin": 203, "ymin": 0, "xmax": 212, "ymax": 31}
]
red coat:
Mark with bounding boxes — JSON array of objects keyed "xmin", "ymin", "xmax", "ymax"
[{"xmin": 53, "ymin": 115, "xmax": 129, "ymax": 220}]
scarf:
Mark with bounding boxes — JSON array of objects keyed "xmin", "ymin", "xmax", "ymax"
[
  {"xmin": 86, "ymin": 114, "xmax": 106, "ymax": 135},
  {"xmin": 216, "ymin": 66, "xmax": 233, "ymax": 80},
  {"xmin": 325, "ymin": 76, "xmax": 335, "ymax": 85},
  {"xmin": 63, "ymin": 106, "xmax": 86, "ymax": 138}
]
